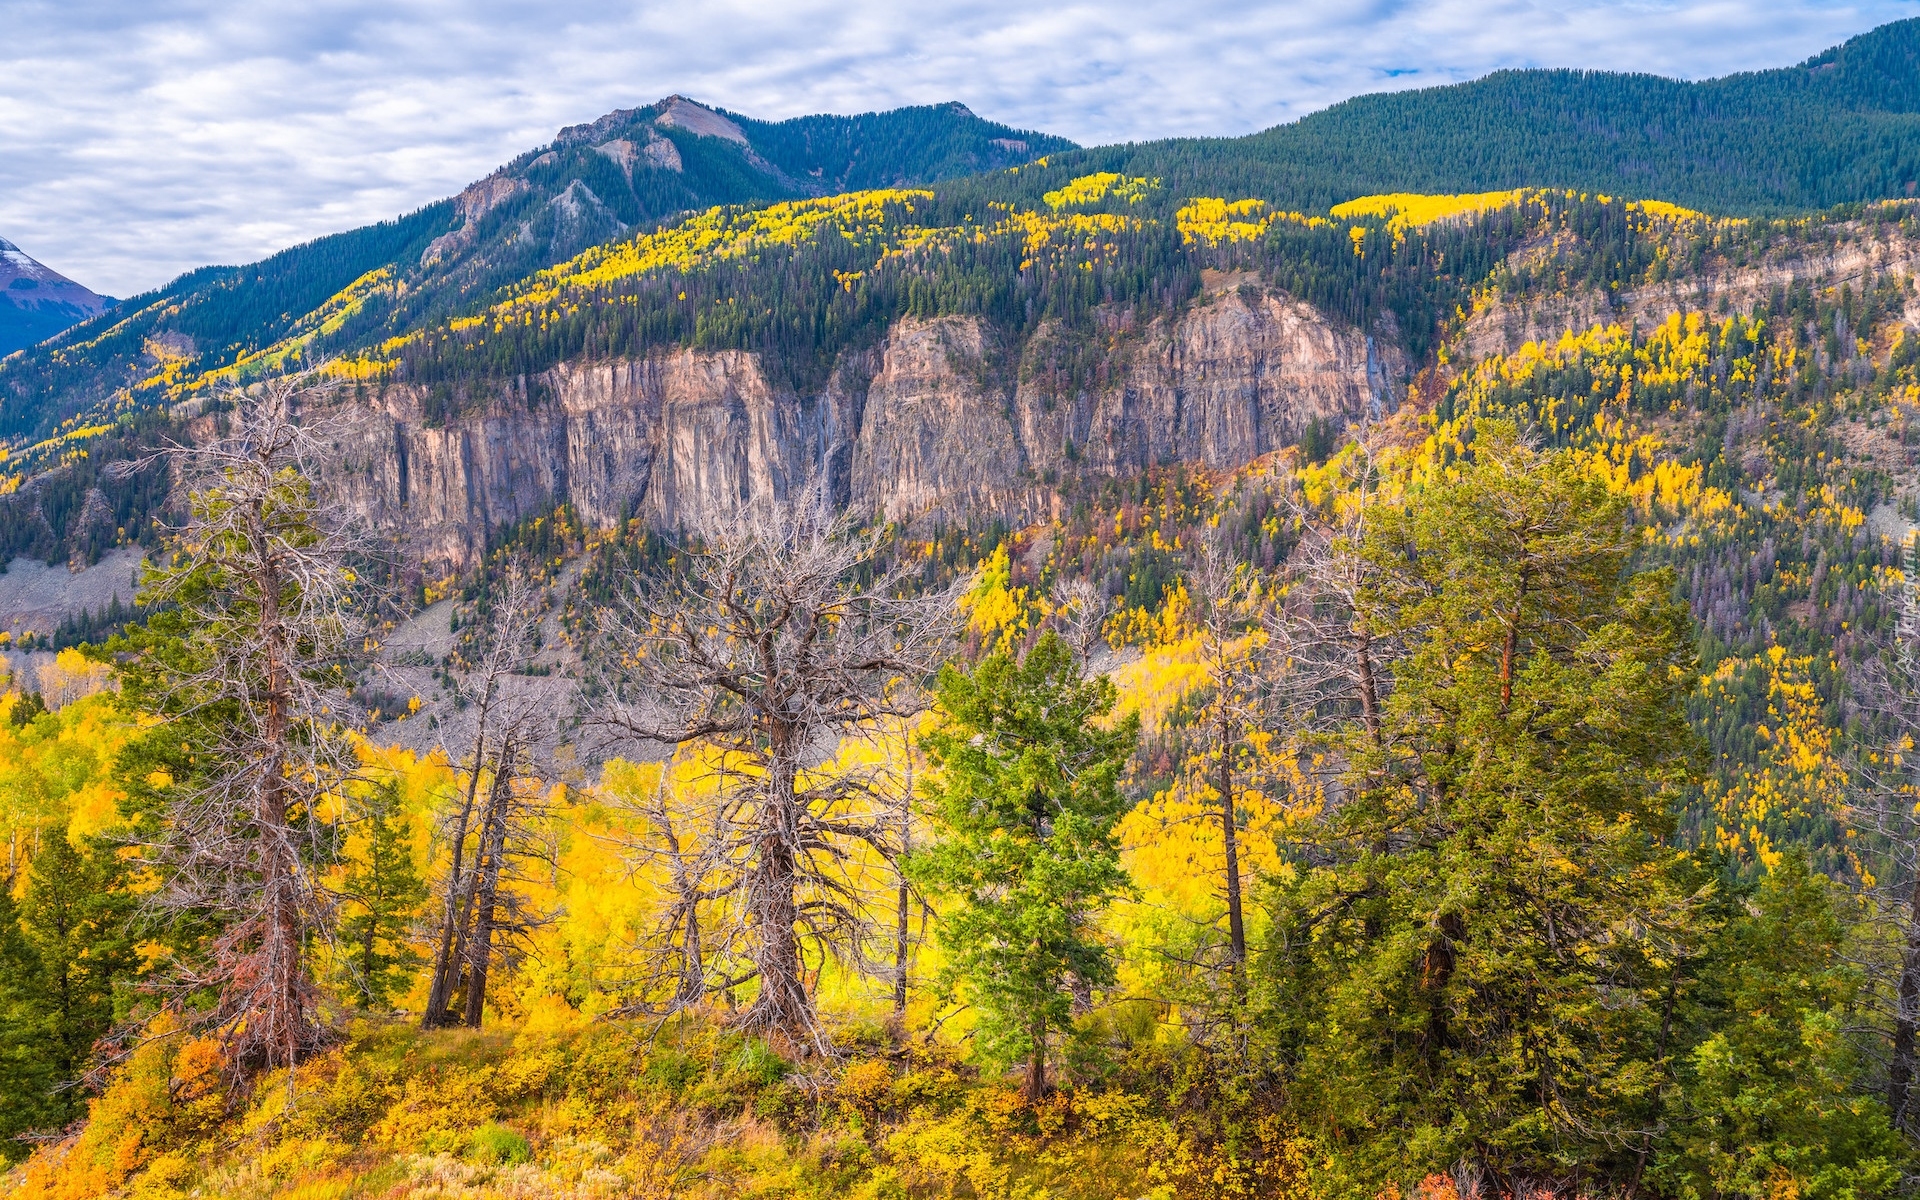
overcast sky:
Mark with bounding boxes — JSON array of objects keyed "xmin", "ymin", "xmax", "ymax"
[{"xmin": 2, "ymin": 0, "xmax": 1916, "ymax": 298}]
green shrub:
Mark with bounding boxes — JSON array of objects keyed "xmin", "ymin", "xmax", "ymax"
[{"xmin": 466, "ymin": 1122, "xmax": 530, "ymax": 1166}]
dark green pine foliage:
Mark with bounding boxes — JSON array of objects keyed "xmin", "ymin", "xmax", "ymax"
[
  {"xmin": 0, "ymin": 882, "xmax": 54, "ymax": 1161},
  {"xmin": 1651, "ymin": 852, "xmax": 1902, "ymax": 1200},
  {"xmin": 18, "ymin": 830, "xmax": 137, "ymax": 1125},
  {"xmin": 913, "ymin": 633, "xmax": 1140, "ymax": 1100},
  {"xmin": 0, "ymin": 828, "xmax": 138, "ymax": 1153},
  {"xmin": 1073, "ymin": 18, "xmax": 1920, "ymax": 217},
  {"xmin": 339, "ymin": 781, "xmax": 427, "ymax": 1010},
  {"xmin": 1260, "ymin": 424, "xmax": 1708, "ymax": 1191}
]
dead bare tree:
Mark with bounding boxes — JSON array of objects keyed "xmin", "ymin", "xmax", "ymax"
[
  {"xmin": 1270, "ymin": 432, "xmax": 1402, "ymax": 753},
  {"xmin": 111, "ymin": 371, "xmax": 377, "ymax": 1072},
  {"xmin": 421, "ymin": 565, "xmax": 557, "ymax": 1028},
  {"xmin": 593, "ymin": 486, "xmax": 954, "ymax": 1048},
  {"xmin": 1049, "ymin": 576, "xmax": 1111, "ymax": 663},
  {"xmin": 1851, "ymin": 535, "xmax": 1920, "ymax": 1133},
  {"xmin": 1181, "ymin": 517, "xmax": 1273, "ymax": 977},
  {"xmin": 594, "ymin": 758, "xmax": 737, "ymax": 1015}
]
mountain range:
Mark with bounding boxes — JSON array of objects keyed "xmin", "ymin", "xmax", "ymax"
[{"xmin": 6, "ymin": 19, "xmax": 1920, "ymax": 448}]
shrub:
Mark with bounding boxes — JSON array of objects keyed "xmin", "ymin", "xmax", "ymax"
[{"xmin": 466, "ymin": 1122, "xmax": 531, "ymax": 1166}]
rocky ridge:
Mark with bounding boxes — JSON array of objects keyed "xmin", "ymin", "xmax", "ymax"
[{"xmin": 325, "ymin": 274, "xmax": 1395, "ymax": 570}]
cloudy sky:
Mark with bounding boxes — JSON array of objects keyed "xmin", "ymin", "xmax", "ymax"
[{"xmin": 3, "ymin": 0, "xmax": 1916, "ymax": 298}]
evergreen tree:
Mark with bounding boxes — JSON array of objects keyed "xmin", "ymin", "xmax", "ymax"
[
  {"xmin": 0, "ymin": 880, "xmax": 54, "ymax": 1161},
  {"xmin": 914, "ymin": 633, "xmax": 1139, "ymax": 1100},
  {"xmin": 19, "ymin": 828, "xmax": 135, "ymax": 1123},
  {"xmin": 1653, "ymin": 853, "xmax": 1903, "ymax": 1200},
  {"xmin": 339, "ymin": 781, "xmax": 426, "ymax": 1011},
  {"xmin": 1259, "ymin": 423, "xmax": 1707, "ymax": 1190}
]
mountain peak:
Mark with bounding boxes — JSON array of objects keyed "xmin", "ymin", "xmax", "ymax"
[
  {"xmin": 0, "ymin": 237, "xmax": 113, "ymax": 356},
  {"xmin": 653, "ymin": 96, "xmax": 748, "ymax": 145}
]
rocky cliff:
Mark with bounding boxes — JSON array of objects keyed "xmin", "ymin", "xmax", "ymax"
[{"xmin": 336, "ymin": 274, "xmax": 1396, "ymax": 569}]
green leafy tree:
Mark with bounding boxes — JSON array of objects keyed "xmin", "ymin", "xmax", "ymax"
[
  {"xmin": 914, "ymin": 632, "xmax": 1139, "ymax": 1100},
  {"xmin": 1260, "ymin": 423, "xmax": 1707, "ymax": 1190},
  {"xmin": 1654, "ymin": 852, "xmax": 1902, "ymax": 1200},
  {"xmin": 339, "ymin": 781, "xmax": 426, "ymax": 1010}
]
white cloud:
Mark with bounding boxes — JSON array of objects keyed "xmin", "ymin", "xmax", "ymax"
[{"xmin": 1, "ymin": 0, "xmax": 1914, "ymax": 296}]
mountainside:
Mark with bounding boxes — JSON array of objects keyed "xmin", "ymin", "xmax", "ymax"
[
  {"xmin": 0, "ymin": 97, "xmax": 1071, "ymax": 446},
  {"xmin": 0, "ymin": 238, "xmax": 113, "ymax": 357},
  {"xmin": 1084, "ymin": 17, "xmax": 1920, "ymax": 216},
  {"xmin": 6, "ymin": 22, "xmax": 1920, "ymax": 458}
]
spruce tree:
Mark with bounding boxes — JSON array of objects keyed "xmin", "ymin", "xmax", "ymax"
[
  {"xmin": 339, "ymin": 781, "xmax": 426, "ymax": 1011},
  {"xmin": 914, "ymin": 633, "xmax": 1139, "ymax": 1100},
  {"xmin": 1260, "ymin": 422, "xmax": 1707, "ymax": 1188},
  {"xmin": 0, "ymin": 881, "xmax": 53, "ymax": 1161},
  {"xmin": 20, "ymin": 828, "xmax": 135, "ymax": 1122}
]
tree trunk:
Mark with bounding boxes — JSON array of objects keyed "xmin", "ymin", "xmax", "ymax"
[
  {"xmin": 423, "ymin": 727, "xmax": 487, "ymax": 1029},
  {"xmin": 1024, "ymin": 1017, "xmax": 1047, "ymax": 1102},
  {"xmin": 1889, "ymin": 867, "xmax": 1920, "ymax": 1128},
  {"xmin": 677, "ymin": 896, "xmax": 704, "ymax": 1007},
  {"xmin": 743, "ymin": 736, "xmax": 810, "ymax": 1036},
  {"xmin": 1356, "ymin": 631, "xmax": 1382, "ymax": 745},
  {"xmin": 251, "ymin": 515, "xmax": 309, "ymax": 1069},
  {"xmin": 1218, "ymin": 711, "xmax": 1246, "ymax": 973},
  {"xmin": 461, "ymin": 742, "xmax": 514, "ymax": 1027},
  {"xmin": 894, "ymin": 878, "xmax": 910, "ymax": 1015},
  {"xmin": 895, "ymin": 746, "xmax": 912, "ymax": 1015}
]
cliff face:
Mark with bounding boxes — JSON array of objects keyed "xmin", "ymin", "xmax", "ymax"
[{"xmin": 341, "ymin": 276, "xmax": 1394, "ymax": 569}]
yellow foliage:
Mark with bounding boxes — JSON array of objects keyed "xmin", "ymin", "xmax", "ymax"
[
  {"xmin": 1043, "ymin": 172, "xmax": 1158, "ymax": 210},
  {"xmin": 1330, "ymin": 190, "xmax": 1530, "ymax": 237},
  {"xmin": 1700, "ymin": 645, "xmax": 1849, "ymax": 868}
]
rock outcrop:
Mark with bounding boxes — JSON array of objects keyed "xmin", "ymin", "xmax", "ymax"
[{"xmin": 340, "ymin": 275, "xmax": 1397, "ymax": 569}]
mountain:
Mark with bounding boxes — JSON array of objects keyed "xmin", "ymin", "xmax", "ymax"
[
  {"xmin": 0, "ymin": 238, "xmax": 113, "ymax": 357},
  {"xmin": 0, "ymin": 97, "xmax": 1072, "ymax": 445},
  {"xmin": 6, "ymin": 20, "xmax": 1920, "ymax": 573},
  {"xmin": 1077, "ymin": 17, "xmax": 1920, "ymax": 215}
]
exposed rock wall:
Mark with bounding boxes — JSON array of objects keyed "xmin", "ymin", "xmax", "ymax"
[{"xmin": 341, "ymin": 275, "xmax": 1395, "ymax": 569}]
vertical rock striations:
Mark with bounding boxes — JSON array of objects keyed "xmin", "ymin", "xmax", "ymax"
[{"xmin": 340, "ymin": 276, "xmax": 1393, "ymax": 569}]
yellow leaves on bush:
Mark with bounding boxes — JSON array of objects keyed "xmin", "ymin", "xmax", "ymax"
[
  {"xmin": 8, "ymin": 1015, "xmax": 225, "ymax": 1200},
  {"xmin": 836, "ymin": 1059, "xmax": 894, "ymax": 1115}
]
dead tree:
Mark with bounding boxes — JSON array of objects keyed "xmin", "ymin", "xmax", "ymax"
[
  {"xmin": 1049, "ymin": 576, "xmax": 1111, "ymax": 664},
  {"xmin": 1852, "ymin": 535, "xmax": 1920, "ymax": 1133},
  {"xmin": 421, "ymin": 566, "xmax": 554, "ymax": 1028},
  {"xmin": 112, "ymin": 371, "xmax": 376, "ymax": 1072},
  {"xmin": 1181, "ymin": 518, "xmax": 1271, "ymax": 976},
  {"xmin": 593, "ymin": 487, "xmax": 953, "ymax": 1048},
  {"xmin": 1271, "ymin": 432, "xmax": 1403, "ymax": 754},
  {"xmin": 594, "ymin": 757, "xmax": 746, "ymax": 1016}
]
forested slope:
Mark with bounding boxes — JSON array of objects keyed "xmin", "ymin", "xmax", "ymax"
[
  {"xmin": 8, "ymin": 20, "xmax": 1920, "ymax": 454},
  {"xmin": 1089, "ymin": 17, "xmax": 1920, "ymax": 217}
]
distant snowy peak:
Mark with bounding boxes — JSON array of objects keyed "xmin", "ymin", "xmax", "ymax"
[
  {"xmin": 0, "ymin": 237, "xmax": 114, "ymax": 357},
  {"xmin": 0, "ymin": 238, "xmax": 112, "ymax": 314}
]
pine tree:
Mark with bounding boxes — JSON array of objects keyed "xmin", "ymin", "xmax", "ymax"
[
  {"xmin": 19, "ymin": 828, "xmax": 135, "ymax": 1122},
  {"xmin": 914, "ymin": 632, "xmax": 1139, "ymax": 1100},
  {"xmin": 339, "ymin": 781, "xmax": 426, "ymax": 1011},
  {"xmin": 0, "ymin": 880, "xmax": 54, "ymax": 1161},
  {"xmin": 1260, "ymin": 422, "xmax": 1708, "ymax": 1188}
]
